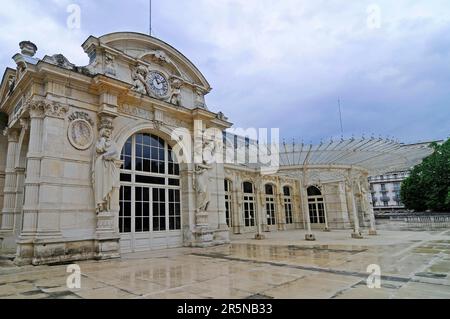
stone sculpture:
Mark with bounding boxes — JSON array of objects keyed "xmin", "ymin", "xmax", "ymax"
[{"xmin": 93, "ymin": 117, "xmax": 119, "ymax": 213}]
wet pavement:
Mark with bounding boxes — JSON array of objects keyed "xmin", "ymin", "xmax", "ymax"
[{"xmin": 0, "ymin": 229, "xmax": 449, "ymax": 299}]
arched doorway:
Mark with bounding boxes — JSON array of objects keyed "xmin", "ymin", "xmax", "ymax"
[
  {"xmin": 307, "ymin": 186, "xmax": 326, "ymax": 229},
  {"xmin": 118, "ymin": 132, "xmax": 181, "ymax": 253}
]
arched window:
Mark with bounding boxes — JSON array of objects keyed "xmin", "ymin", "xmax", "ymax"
[
  {"xmin": 118, "ymin": 133, "xmax": 181, "ymax": 252},
  {"xmin": 242, "ymin": 182, "xmax": 256, "ymax": 227},
  {"xmin": 265, "ymin": 184, "xmax": 276, "ymax": 226},
  {"xmin": 307, "ymin": 185, "xmax": 322, "ymax": 196},
  {"xmin": 283, "ymin": 186, "xmax": 293, "ymax": 224},
  {"xmin": 224, "ymin": 179, "xmax": 233, "ymax": 227},
  {"xmin": 307, "ymin": 186, "xmax": 325, "ymax": 224}
]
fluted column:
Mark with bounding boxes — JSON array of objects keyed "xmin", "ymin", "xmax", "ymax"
[
  {"xmin": 18, "ymin": 103, "xmax": 45, "ymax": 240},
  {"xmin": 0, "ymin": 128, "xmax": 20, "ymax": 243}
]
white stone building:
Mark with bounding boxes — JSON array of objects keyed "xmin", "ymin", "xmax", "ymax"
[
  {"xmin": 0, "ymin": 32, "xmax": 433, "ymax": 265},
  {"xmin": 369, "ymin": 170, "xmax": 409, "ymax": 212},
  {"xmin": 368, "ymin": 141, "xmax": 440, "ymax": 213}
]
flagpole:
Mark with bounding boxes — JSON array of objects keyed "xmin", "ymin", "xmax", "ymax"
[{"xmin": 149, "ymin": 0, "xmax": 152, "ymax": 36}]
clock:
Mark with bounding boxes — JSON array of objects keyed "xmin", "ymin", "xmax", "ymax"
[{"xmin": 147, "ymin": 71, "xmax": 169, "ymax": 97}]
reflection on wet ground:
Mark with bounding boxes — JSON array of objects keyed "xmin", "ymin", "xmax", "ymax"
[{"xmin": 0, "ymin": 229, "xmax": 449, "ymax": 299}]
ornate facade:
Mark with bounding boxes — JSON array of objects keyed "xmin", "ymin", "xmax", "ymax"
[{"xmin": 0, "ymin": 33, "xmax": 431, "ymax": 265}]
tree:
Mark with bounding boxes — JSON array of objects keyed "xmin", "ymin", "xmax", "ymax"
[{"xmin": 401, "ymin": 139, "xmax": 450, "ymax": 212}]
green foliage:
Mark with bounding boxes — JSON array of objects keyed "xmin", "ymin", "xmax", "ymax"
[{"xmin": 401, "ymin": 139, "xmax": 450, "ymax": 212}]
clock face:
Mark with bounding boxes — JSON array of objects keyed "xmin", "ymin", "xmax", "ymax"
[{"xmin": 148, "ymin": 71, "xmax": 169, "ymax": 97}]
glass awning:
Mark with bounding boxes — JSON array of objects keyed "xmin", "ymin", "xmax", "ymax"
[{"xmin": 278, "ymin": 138, "xmax": 434, "ymax": 175}]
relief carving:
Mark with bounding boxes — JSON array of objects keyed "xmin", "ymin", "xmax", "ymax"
[
  {"xmin": 104, "ymin": 52, "xmax": 116, "ymax": 76},
  {"xmin": 23, "ymin": 100, "xmax": 69, "ymax": 119},
  {"xmin": 68, "ymin": 111, "xmax": 94, "ymax": 150},
  {"xmin": 131, "ymin": 65, "xmax": 149, "ymax": 95}
]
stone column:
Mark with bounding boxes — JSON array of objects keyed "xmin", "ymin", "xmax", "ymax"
[
  {"xmin": 0, "ymin": 127, "xmax": 20, "ymax": 250},
  {"xmin": 16, "ymin": 101, "xmax": 70, "ymax": 265},
  {"xmin": 231, "ymin": 174, "xmax": 242, "ymax": 234},
  {"xmin": 276, "ymin": 190, "xmax": 286, "ymax": 231},
  {"xmin": 13, "ymin": 168, "xmax": 26, "ymax": 235},
  {"xmin": 347, "ymin": 177, "xmax": 363, "ymax": 239},
  {"xmin": 293, "ymin": 180, "xmax": 303, "ymax": 229},
  {"xmin": 299, "ymin": 176, "xmax": 315, "ymax": 241},
  {"xmin": 15, "ymin": 102, "xmax": 45, "ymax": 263},
  {"xmin": 254, "ymin": 179, "xmax": 265, "ymax": 240},
  {"xmin": 323, "ymin": 204, "xmax": 331, "ymax": 231},
  {"xmin": 364, "ymin": 191, "xmax": 377, "ymax": 235}
]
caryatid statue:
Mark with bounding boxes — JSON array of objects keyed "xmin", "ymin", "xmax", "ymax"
[
  {"xmin": 93, "ymin": 117, "xmax": 120, "ymax": 213},
  {"xmin": 193, "ymin": 138, "xmax": 217, "ymax": 213}
]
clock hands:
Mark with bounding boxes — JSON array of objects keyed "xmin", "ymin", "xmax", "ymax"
[{"xmin": 148, "ymin": 72, "xmax": 168, "ymax": 96}]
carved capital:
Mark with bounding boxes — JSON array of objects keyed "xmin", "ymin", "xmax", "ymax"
[
  {"xmin": 27, "ymin": 100, "xmax": 45, "ymax": 118},
  {"xmin": 25, "ymin": 100, "xmax": 69, "ymax": 119},
  {"xmin": 44, "ymin": 101, "xmax": 69, "ymax": 118},
  {"xmin": 19, "ymin": 118, "xmax": 29, "ymax": 132},
  {"xmin": 3, "ymin": 127, "xmax": 20, "ymax": 142}
]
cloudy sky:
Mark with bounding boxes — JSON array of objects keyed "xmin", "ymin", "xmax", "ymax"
[{"xmin": 1, "ymin": 0, "xmax": 449, "ymax": 144}]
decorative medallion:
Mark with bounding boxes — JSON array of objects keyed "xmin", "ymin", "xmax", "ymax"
[{"xmin": 67, "ymin": 113, "xmax": 94, "ymax": 150}]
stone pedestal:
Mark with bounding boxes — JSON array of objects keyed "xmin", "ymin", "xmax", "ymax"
[
  {"xmin": 254, "ymin": 233, "xmax": 265, "ymax": 240},
  {"xmin": 214, "ymin": 223, "xmax": 230, "ymax": 244},
  {"xmin": 192, "ymin": 227, "xmax": 214, "ymax": 247},
  {"xmin": 95, "ymin": 211, "xmax": 120, "ymax": 260},
  {"xmin": 95, "ymin": 238, "xmax": 120, "ymax": 260},
  {"xmin": 351, "ymin": 231, "xmax": 364, "ymax": 239},
  {"xmin": 305, "ymin": 233, "xmax": 316, "ymax": 241},
  {"xmin": 192, "ymin": 208, "xmax": 214, "ymax": 247}
]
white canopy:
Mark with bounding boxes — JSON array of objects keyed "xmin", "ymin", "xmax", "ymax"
[{"xmin": 279, "ymin": 138, "xmax": 434, "ymax": 175}]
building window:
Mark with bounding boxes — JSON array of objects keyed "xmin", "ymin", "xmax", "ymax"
[
  {"xmin": 380, "ymin": 183, "xmax": 386, "ymax": 192},
  {"xmin": 243, "ymin": 181, "xmax": 256, "ymax": 227},
  {"xmin": 307, "ymin": 186, "xmax": 326, "ymax": 224},
  {"xmin": 265, "ymin": 184, "xmax": 276, "ymax": 226},
  {"xmin": 224, "ymin": 179, "xmax": 233, "ymax": 227},
  {"xmin": 119, "ymin": 185, "xmax": 132, "ymax": 233},
  {"xmin": 119, "ymin": 133, "xmax": 181, "ymax": 234},
  {"xmin": 283, "ymin": 186, "xmax": 293, "ymax": 225}
]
